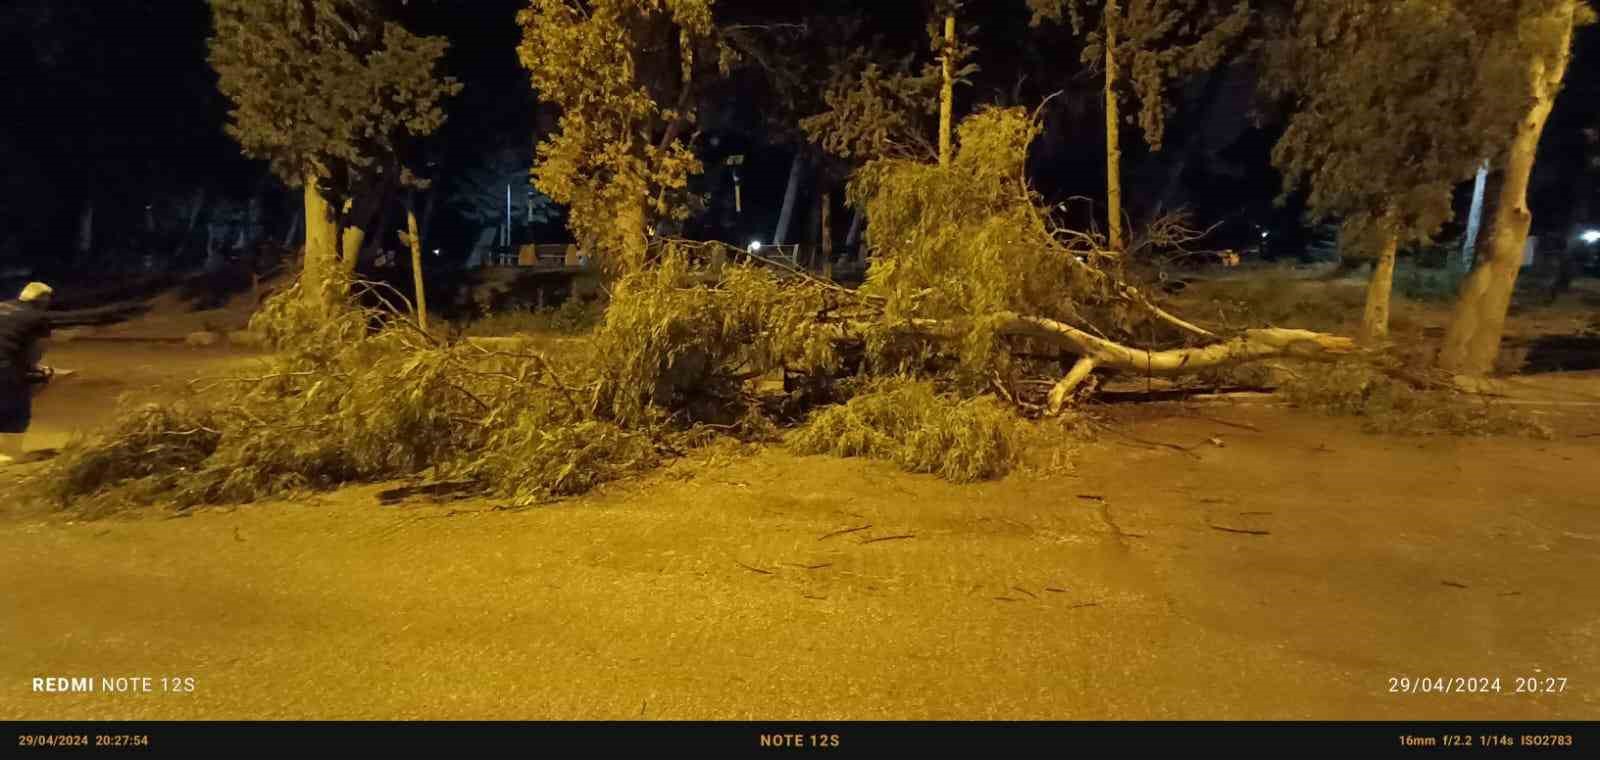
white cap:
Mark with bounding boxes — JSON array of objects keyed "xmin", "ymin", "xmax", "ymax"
[{"xmin": 18, "ymin": 282, "xmax": 53, "ymax": 302}]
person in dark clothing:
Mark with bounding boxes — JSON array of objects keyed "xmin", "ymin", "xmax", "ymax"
[{"xmin": 0, "ymin": 282, "xmax": 54, "ymax": 464}]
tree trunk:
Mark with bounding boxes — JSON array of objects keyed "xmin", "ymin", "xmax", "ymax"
[
  {"xmin": 341, "ymin": 225, "xmax": 367, "ymax": 277},
  {"xmin": 821, "ymin": 191, "xmax": 834, "ymax": 279},
  {"xmin": 939, "ymin": 14, "xmax": 956, "ymax": 167},
  {"xmin": 1458, "ymin": 160, "xmax": 1489, "ymax": 274},
  {"xmin": 358, "ymin": 185, "xmax": 395, "ymax": 266},
  {"xmin": 846, "ymin": 207, "xmax": 864, "ymax": 255},
  {"xmin": 774, "ymin": 151, "xmax": 805, "ymax": 245},
  {"xmin": 870, "ymin": 313, "xmax": 1356, "ymax": 415},
  {"xmin": 283, "ymin": 206, "xmax": 303, "ymax": 250},
  {"xmin": 337, "ymin": 181, "xmax": 387, "ymax": 279},
  {"xmin": 617, "ymin": 197, "xmax": 649, "ymax": 274},
  {"xmin": 1554, "ymin": 155, "xmax": 1594, "ymax": 298},
  {"xmin": 1104, "ymin": 0, "xmax": 1125, "ymax": 251},
  {"xmin": 76, "ymin": 199, "xmax": 94, "ymax": 256},
  {"xmin": 418, "ymin": 187, "xmax": 438, "ymax": 252},
  {"xmin": 1439, "ymin": 3, "xmax": 1576, "ymax": 376},
  {"xmin": 204, "ymin": 222, "xmax": 225, "ymax": 274},
  {"xmin": 176, "ymin": 187, "xmax": 208, "ymax": 261},
  {"xmin": 1361, "ymin": 231, "xmax": 1398, "ymax": 344},
  {"xmin": 302, "ymin": 177, "xmax": 341, "ymax": 309},
  {"xmin": 406, "ymin": 197, "xmax": 428, "ymax": 332}
]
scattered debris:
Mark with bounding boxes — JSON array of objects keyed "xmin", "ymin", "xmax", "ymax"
[
  {"xmin": 734, "ymin": 560, "xmax": 775, "ymax": 575},
  {"xmin": 819, "ymin": 523, "xmax": 872, "ymax": 541},
  {"xmin": 1208, "ymin": 523, "xmax": 1271, "ymax": 536},
  {"xmin": 860, "ymin": 533, "xmax": 916, "ymax": 544}
]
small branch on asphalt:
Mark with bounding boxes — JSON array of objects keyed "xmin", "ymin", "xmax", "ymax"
[
  {"xmin": 860, "ymin": 533, "xmax": 916, "ymax": 544},
  {"xmin": 818, "ymin": 523, "xmax": 872, "ymax": 541}
]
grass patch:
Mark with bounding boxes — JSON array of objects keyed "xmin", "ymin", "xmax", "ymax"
[
  {"xmin": 1281, "ymin": 361, "xmax": 1553, "ymax": 438},
  {"xmin": 787, "ymin": 378, "xmax": 1021, "ymax": 482}
]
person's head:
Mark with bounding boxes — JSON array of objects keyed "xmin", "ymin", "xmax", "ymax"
[{"xmin": 18, "ymin": 282, "xmax": 52, "ymax": 309}]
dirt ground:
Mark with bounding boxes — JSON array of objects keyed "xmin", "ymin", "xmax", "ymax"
[{"xmin": 1, "ymin": 335, "xmax": 1597, "ymax": 720}]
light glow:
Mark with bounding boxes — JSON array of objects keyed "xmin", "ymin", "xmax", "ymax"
[{"xmin": 1581, "ymin": 229, "xmax": 1600, "ymax": 244}]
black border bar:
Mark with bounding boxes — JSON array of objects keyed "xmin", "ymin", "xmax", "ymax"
[{"xmin": 5, "ymin": 721, "xmax": 1596, "ymax": 755}]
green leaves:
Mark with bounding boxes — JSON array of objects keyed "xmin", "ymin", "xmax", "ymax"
[
  {"xmin": 1261, "ymin": 0, "xmax": 1557, "ymax": 251},
  {"xmin": 207, "ymin": 0, "xmax": 460, "ymax": 190},
  {"xmin": 518, "ymin": 0, "xmax": 726, "ymax": 275}
]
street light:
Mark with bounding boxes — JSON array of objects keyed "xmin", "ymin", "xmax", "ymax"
[{"xmin": 1581, "ymin": 229, "xmax": 1600, "ymax": 244}]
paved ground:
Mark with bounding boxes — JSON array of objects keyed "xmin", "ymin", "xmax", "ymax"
[{"xmin": 2, "ymin": 342, "xmax": 1596, "ymax": 719}]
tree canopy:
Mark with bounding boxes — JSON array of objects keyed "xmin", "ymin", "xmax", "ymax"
[
  {"xmin": 1260, "ymin": 0, "xmax": 1522, "ymax": 253},
  {"xmin": 517, "ymin": 0, "xmax": 735, "ymax": 275},
  {"xmin": 209, "ymin": 0, "xmax": 459, "ymax": 194},
  {"xmin": 1028, "ymin": 0, "xmax": 1249, "ymax": 151}
]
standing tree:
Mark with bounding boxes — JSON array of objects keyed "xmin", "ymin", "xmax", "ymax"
[
  {"xmin": 1262, "ymin": 0, "xmax": 1514, "ymax": 344},
  {"xmin": 1439, "ymin": 0, "xmax": 1595, "ymax": 375},
  {"xmin": 1028, "ymin": 0, "xmax": 1249, "ymax": 250},
  {"xmin": 518, "ymin": 0, "xmax": 732, "ymax": 277},
  {"xmin": 208, "ymin": 0, "xmax": 459, "ymax": 310}
]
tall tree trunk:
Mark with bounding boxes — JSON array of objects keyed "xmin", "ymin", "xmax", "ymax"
[
  {"xmin": 821, "ymin": 191, "xmax": 834, "ymax": 279},
  {"xmin": 617, "ymin": 197, "xmax": 649, "ymax": 274},
  {"xmin": 1104, "ymin": 0, "xmax": 1125, "ymax": 251},
  {"xmin": 302, "ymin": 177, "xmax": 340, "ymax": 309},
  {"xmin": 939, "ymin": 14, "xmax": 956, "ymax": 167},
  {"xmin": 358, "ymin": 185, "xmax": 395, "ymax": 266},
  {"xmin": 283, "ymin": 206, "xmax": 303, "ymax": 250},
  {"xmin": 337, "ymin": 181, "xmax": 387, "ymax": 279},
  {"xmin": 76, "ymin": 199, "xmax": 94, "ymax": 256},
  {"xmin": 1361, "ymin": 231, "xmax": 1399, "ymax": 344},
  {"xmin": 418, "ymin": 188, "xmax": 438, "ymax": 252},
  {"xmin": 176, "ymin": 187, "xmax": 207, "ymax": 261},
  {"xmin": 1439, "ymin": 3, "xmax": 1576, "ymax": 376},
  {"xmin": 406, "ymin": 194, "xmax": 428, "ymax": 331},
  {"xmin": 1554, "ymin": 156, "xmax": 1594, "ymax": 298},
  {"xmin": 774, "ymin": 150, "xmax": 805, "ymax": 245},
  {"xmin": 845, "ymin": 206, "xmax": 864, "ymax": 262},
  {"xmin": 1458, "ymin": 161, "xmax": 1490, "ymax": 274}
]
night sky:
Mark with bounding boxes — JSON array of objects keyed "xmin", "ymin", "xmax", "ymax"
[{"xmin": 1, "ymin": 1, "xmax": 1597, "ymax": 277}]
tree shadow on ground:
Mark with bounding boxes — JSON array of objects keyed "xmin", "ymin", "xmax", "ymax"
[{"xmin": 1520, "ymin": 334, "xmax": 1600, "ymax": 373}]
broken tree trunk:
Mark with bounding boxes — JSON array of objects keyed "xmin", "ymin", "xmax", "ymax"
[{"xmin": 872, "ymin": 313, "xmax": 1359, "ymax": 415}]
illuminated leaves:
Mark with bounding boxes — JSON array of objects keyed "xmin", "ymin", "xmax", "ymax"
[{"xmin": 518, "ymin": 0, "xmax": 726, "ymax": 275}]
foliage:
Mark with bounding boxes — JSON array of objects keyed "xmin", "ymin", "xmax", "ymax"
[
  {"xmin": 208, "ymin": 0, "xmax": 459, "ymax": 193},
  {"xmin": 1281, "ymin": 361, "xmax": 1553, "ymax": 438},
  {"xmin": 25, "ymin": 248, "xmax": 864, "ymax": 513},
  {"xmin": 799, "ymin": 11, "xmax": 978, "ymax": 164},
  {"xmin": 1260, "ymin": 0, "xmax": 1526, "ymax": 254},
  {"xmin": 849, "ymin": 107, "xmax": 1171, "ymax": 389},
  {"xmin": 585, "ymin": 248, "xmax": 838, "ymax": 428},
  {"xmin": 517, "ymin": 0, "xmax": 735, "ymax": 275},
  {"xmin": 788, "ymin": 378, "xmax": 1021, "ymax": 483},
  {"xmin": 1029, "ymin": 0, "xmax": 1250, "ymax": 151}
]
